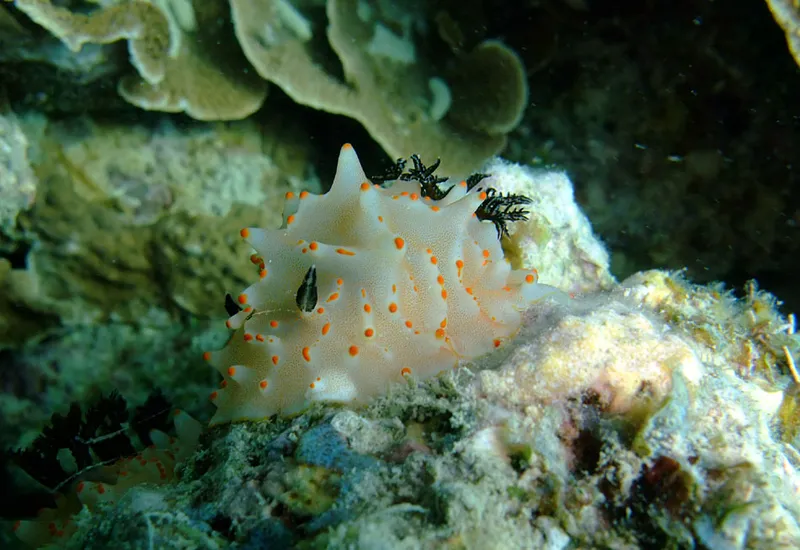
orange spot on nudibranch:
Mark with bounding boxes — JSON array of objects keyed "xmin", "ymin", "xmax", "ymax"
[
  {"xmin": 260, "ymin": 380, "xmax": 268, "ymax": 389},
  {"xmin": 363, "ymin": 303, "xmax": 371, "ymax": 313},
  {"xmin": 410, "ymin": 193, "xmax": 419, "ymax": 201},
  {"xmin": 364, "ymin": 328, "xmax": 374, "ymax": 337},
  {"xmin": 336, "ymin": 248, "xmax": 355, "ymax": 256},
  {"xmin": 238, "ymin": 294, "xmax": 248, "ymax": 305},
  {"xmin": 299, "ymin": 191, "xmax": 309, "ymax": 199},
  {"xmin": 203, "ymin": 351, "xmax": 212, "ymax": 361},
  {"xmin": 285, "ymin": 191, "xmax": 295, "ymax": 199},
  {"xmin": 405, "ymin": 320, "xmax": 413, "ymax": 328},
  {"xmin": 336, "ymin": 278, "xmax": 343, "ymax": 286},
  {"xmin": 493, "ymin": 339, "xmax": 502, "ymax": 348},
  {"xmin": 441, "ymin": 289, "xmax": 448, "ymax": 299},
  {"xmin": 394, "ymin": 237, "xmax": 405, "ymax": 250},
  {"xmin": 401, "ymin": 367, "xmax": 412, "ymax": 376},
  {"xmin": 240, "ymin": 228, "xmax": 250, "ymax": 238},
  {"xmin": 360, "ymin": 182, "xmax": 370, "ymax": 191},
  {"xmin": 437, "ymin": 275, "xmax": 444, "ymax": 285},
  {"xmin": 388, "ymin": 302, "xmax": 398, "ymax": 313},
  {"xmin": 270, "ymin": 320, "xmax": 279, "ymax": 328},
  {"xmin": 244, "ymin": 333, "xmax": 253, "ymax": 342},
  {"xmin": 260, "ymin": 269, "xmax": 268, "ymax": 279},
  {"xmin": 227, "ymin": 366, "xmax": 236, "ymax": 376},
  {"xmin": 482, "ymin": 249, "xmax": 490, "ymax": 258},
  {"xmin": 256, "ymin": 334, "xmax": 265, "ymax": 342},
  {"xmin": 317, "ymin": 307, "xmax": 325, "ymax": 314},
  {"xmin": 435, "ymin": 328, "xmax": 445, "ymax": 339},
  {"xmin": 327, "ymin": 292, "xmax": 339, "ymax": 302},
  {"xmin": 322, "ymin": 322, "xmax": 331, "ymax": 335},
  {"xmin": 479, "ymin": 191, "xmax": 488, "ymax": 200},
  {"xmin": 271, "ymin": 355, "xmax": 279, "ymax": 365},
  {"xmin": 302, "ymin": 347, "xmax": 311, "ymax": 362},
  {"xmin": 349, "ymin": 345, "xmax": 359, "ymax": 356},
  {"xmin": 430, "ymin": 256, "xmax": 438, "ymax": 265},
  {"xmin": 209, "ymin": 391, "xmax": 218, "ymax": 400},
  {"xmin": 431, "ymin": 206, "xmax": 440, "ymax": 212}
]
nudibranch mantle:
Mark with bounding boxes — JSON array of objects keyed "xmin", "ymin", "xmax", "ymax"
[{"xmin": 205, "ymin": 144, "xmax": 549, "ymax": 424}]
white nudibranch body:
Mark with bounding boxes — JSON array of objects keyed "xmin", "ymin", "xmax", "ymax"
[{"xmin": 204, "ymin": 144, "xmax": 548, "ymax": 424}]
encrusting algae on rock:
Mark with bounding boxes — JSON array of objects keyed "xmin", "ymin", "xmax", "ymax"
[{"xmin": 204, "ymin": 144, "xmax": 562, "ymax": 424}]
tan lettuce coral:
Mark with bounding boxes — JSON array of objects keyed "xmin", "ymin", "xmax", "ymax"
[
  {"xmin": 231, "ymin": 0, "xmax": 527, "ymax": 174},
  {"xmin": 766, "ymin": 0, "xmax": 800, "ymax": 67},
  {"xmin": 13, "ymin": 0, "xmax": 267, "ymax": 120},
  {"xmin": 13, "ymin": 0, "xmax": 529, "ymax": 174},
  {"xmin": 446, "ymin": 40, "xmax": 528, "ymax": 135}
]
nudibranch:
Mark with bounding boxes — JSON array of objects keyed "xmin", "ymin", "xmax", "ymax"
[{"xmin": 204, "ymin": 144, "xmax": 553, "ymax": 424}]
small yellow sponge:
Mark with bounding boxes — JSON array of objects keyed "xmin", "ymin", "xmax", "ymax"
[{"xmin": 205, "ymin": 144, "xmax": 545, "ymax": 424}]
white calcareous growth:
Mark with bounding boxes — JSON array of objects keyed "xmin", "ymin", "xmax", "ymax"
[{"xmin": 205, "ymin": 144, "xmax": 554, "ymax": 424}]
